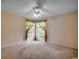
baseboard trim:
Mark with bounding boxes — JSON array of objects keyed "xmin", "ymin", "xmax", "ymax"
[{"xmin": 47, "ymin": 42, "xmax": 78, "ymax": 50}]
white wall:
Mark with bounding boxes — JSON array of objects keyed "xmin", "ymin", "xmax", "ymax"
[
  {"xmin": 47, "ymin": 11, "xmax": 78, "ymax": 49},
  {"xmin": 1, "ymin": 10, "xmax": 26, "ymax": 48}
]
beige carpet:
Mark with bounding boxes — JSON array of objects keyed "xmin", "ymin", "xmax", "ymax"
[{"xmin": 2, "ymin": 41, "xmax": 72, "ymax": 59}]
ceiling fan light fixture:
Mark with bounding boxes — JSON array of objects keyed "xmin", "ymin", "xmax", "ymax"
[
  {"xmin": 35, "ymin": 8, "xmax": 39, "ymax": 13},
  {"xmin": 33, "ymin": 13, "xmax": 41, "ymax": 19},
  {"xmin": 32, "ymin": 7, "xmax": 41, "ymax": 19}
]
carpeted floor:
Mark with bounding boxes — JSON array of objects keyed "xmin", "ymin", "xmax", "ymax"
[{"xmin": 1, "ymin": 41, "xmax": 75, "ymax": 59}]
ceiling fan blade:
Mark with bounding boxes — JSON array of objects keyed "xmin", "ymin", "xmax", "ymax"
[
  {"xmin": 36, "ymin": 0, "xmax": 45, "ymax": 8},
  {"xmin": 24, "ymin": 9, "xmax": 33, "ymax": 16},
  {"xmin": 42, "ymin": 8, "xmax": 53, "ymax": 14}
]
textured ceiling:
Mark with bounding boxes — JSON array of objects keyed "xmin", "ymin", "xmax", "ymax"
[{"xmin": 1, "ymin": 0, "xmax": 78, "ymax": 19}]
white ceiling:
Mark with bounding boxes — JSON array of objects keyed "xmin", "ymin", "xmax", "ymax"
[{"xmin": 1, "ymin": 0, "xmax": 78, "ymax": 19}]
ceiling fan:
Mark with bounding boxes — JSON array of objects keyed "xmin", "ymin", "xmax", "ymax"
[{"xmin": 25, "ymin": 0, "xmax": 53, "ymax": 19}]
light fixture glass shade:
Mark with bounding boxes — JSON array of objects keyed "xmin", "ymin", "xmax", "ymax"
[{"xmin": 33, "ymin": 13, "xmax": 41, "ymax": 19}]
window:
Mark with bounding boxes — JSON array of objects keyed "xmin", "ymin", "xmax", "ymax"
[{"xmin": 25, "ymin": 20, "xmax": 47, "ymax": 42}]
